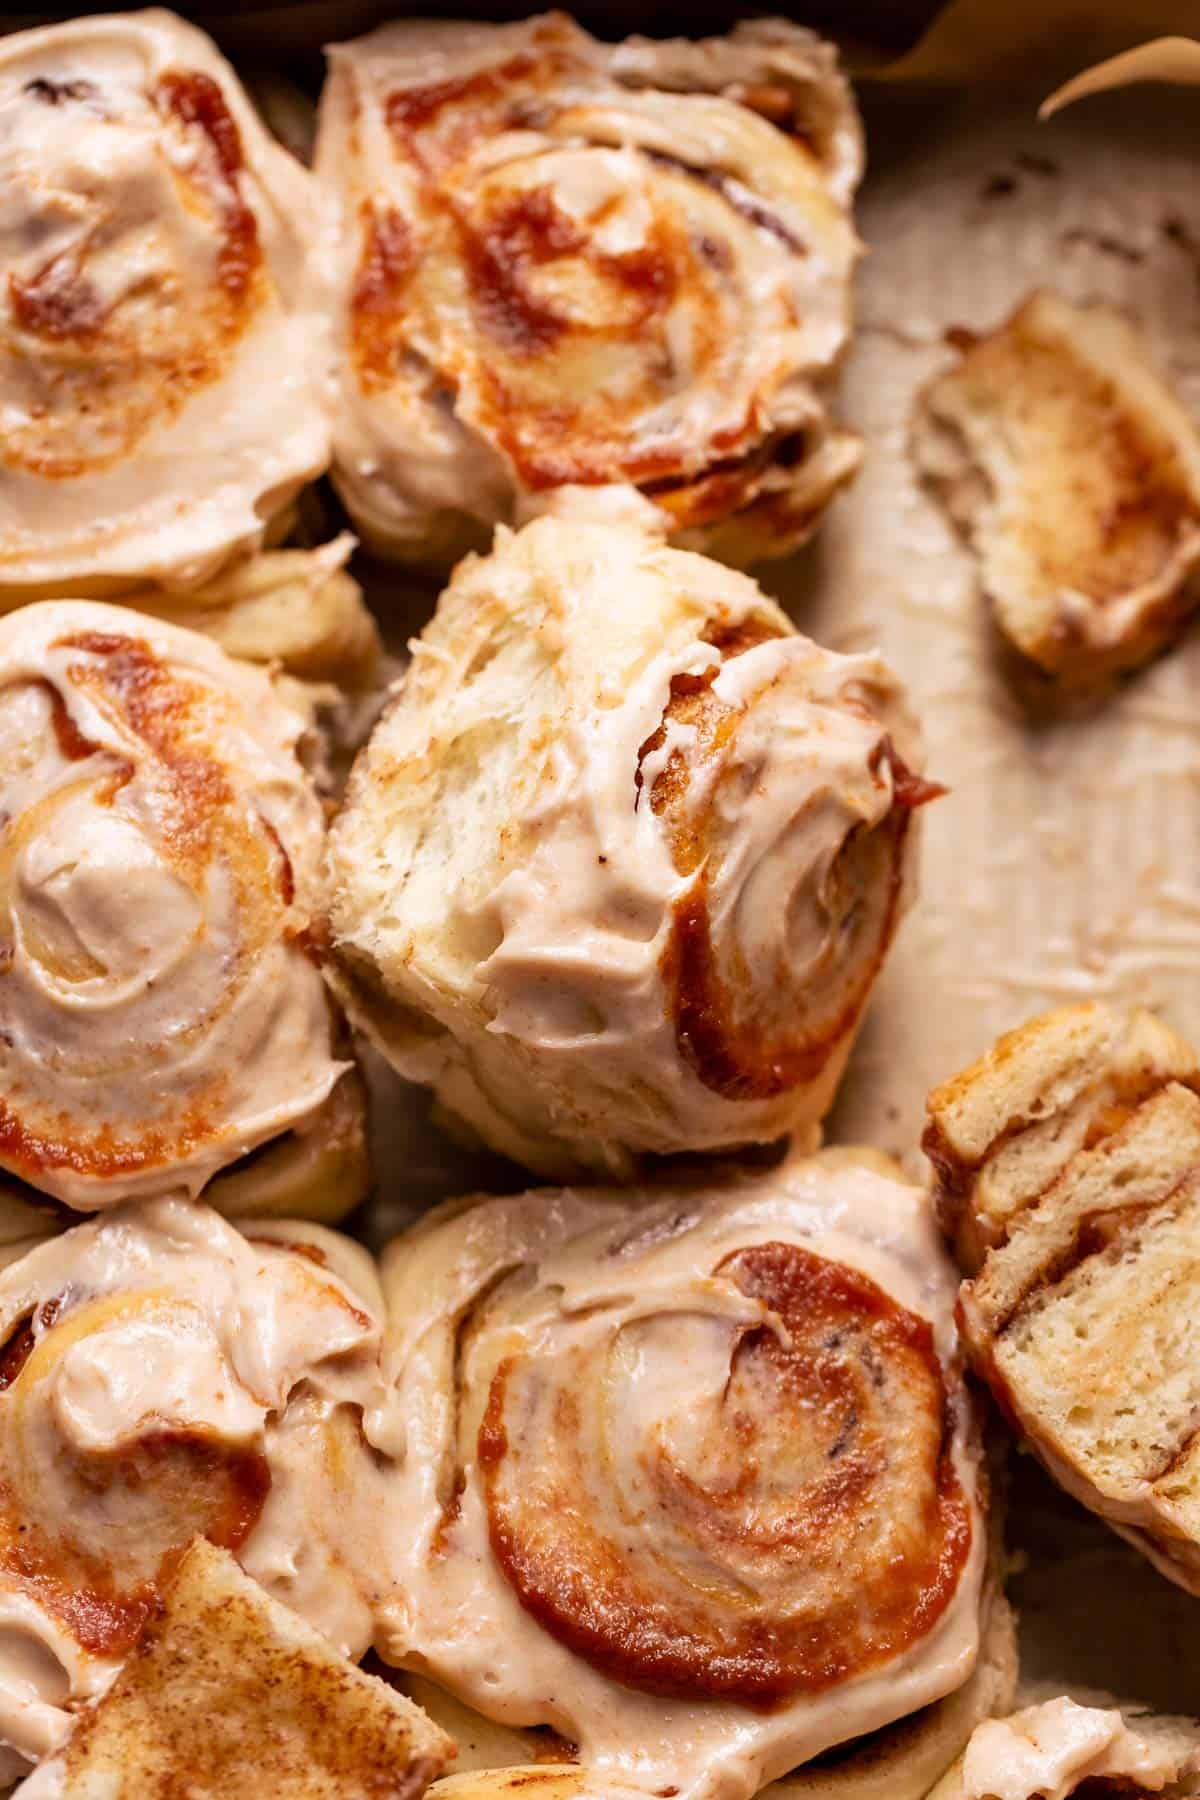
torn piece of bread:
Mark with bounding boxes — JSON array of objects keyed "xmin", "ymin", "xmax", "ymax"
[
  {"xmin": 12, "ymin": 1537, "xmax": 453, "ymax": 1799},
  {"xmin": 926, "ymin": 1697, "xmax": 1200, "ymax": 1800},
  {"xmin": 914, "ymin": 290, "xmax": 1200, "ymax": 688},
  {"xmin": 924, "ymin": 1002, "xmax": 1200, "ymax": 1594},
  {"xmin": 924, "ymin": 1001, "xmax": 1200, "ymax": 1272}
]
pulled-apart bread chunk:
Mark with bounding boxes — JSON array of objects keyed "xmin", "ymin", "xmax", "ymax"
[
  {"xmin": 316, "ymin": 12, "xmax": 863, "ymax": 569},
  {"xmin": 328, "ymin": 518, "xmax": 934, "ymax": 1178},
  {"xmin": 927, "ymin": 1696, "xmax": 1200, "ymax": 1800},
  {"xmin": 12, "ymin": 1538, "xmax": 453, "ymax": 1799},
  {"xmin": 924, "ymin": 1001, "xmax": 1200, "ymax": 1594},
  {"xmin": 925, "ymin": 1002, "xmax": 1200, "ymax": 1272},
  {"xmin": 914, "ymin": 291, "xmax": 1200, "ymax": 689}
]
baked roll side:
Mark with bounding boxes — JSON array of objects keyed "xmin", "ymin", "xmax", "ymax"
[{"xmin": 925, "ymin": 1002, "xmax": 1200, "ymax": 1595}]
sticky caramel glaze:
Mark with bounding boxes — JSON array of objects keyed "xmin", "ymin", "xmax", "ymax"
[
  {"xmin": 318, "ymin": 14, "xmax": 862, "ymax": 564},
  {"xmin": 0, "ymin": 10, "xmax": 329, "ymax": 588},
  {"xmin": 370, "ymin": 1153, "xmax": 986, "ymax": 1800},
  {"xmin": 0, "ymin": 603, "xmax": 345, "ymax": 1209},
  {"xmin": 0, "ymin": 1198, "xmax": 387, "ymax": 1772}
]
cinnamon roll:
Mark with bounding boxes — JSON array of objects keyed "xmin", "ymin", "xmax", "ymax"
[
  {"xmin": 328, "ymin": 517, "xmax": 934, "ymax": 1179},
  {"xmin": 924, "ymin": 1004, "xmax": 1200, "ymax": 1595},
  {"xmin": 0, "ymin": 10, "xmax": 330, "ymax": 594},
  {"xmin": 316, "ymin": 13, "xmax": 862, "ymax": 569},
  {"xmin": 913, "ymin": 292, "xmax": 1200, "ymax": 690},
  {"xmin": 0, "ymin": 601, "xmax": 368, "ymax": 1220},
  {"xmin": 13, "ymin": 1538, "xmax": 453, "ymax": 1800},
  {"xmin": 0, "ymin": 1198, "xmax": 387, "ymax": 1776},
  {"xmin": 367, "ymin": 1149, "xmax": 989, "ymax": 1800},
  {"xmin": 927, "ymin": 1698, "xmax": 1200, "ymax": 1800}
]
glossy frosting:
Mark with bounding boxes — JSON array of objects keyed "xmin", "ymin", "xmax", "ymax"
[
  {"xmin": 329, "ymin": 517, "xmax": 931, "ymax": 1178},
  {"xmin": 0, "ymin": 1199, "xmax": 385, "ymax": 1777},
  {"xmin": 316, "ymin": 13, "xmax": 862, "ymax": 566},
  {"xmin": 0, "ymin": 10, "xmax": 330, "ymax": 591},
  {"xmin": 369, "ymin": 1152, "xmax": 986, "ymax": 1800},
  {"xmin": 0, "ymin": 601, "xmax": 346, "ymax": 1210}
]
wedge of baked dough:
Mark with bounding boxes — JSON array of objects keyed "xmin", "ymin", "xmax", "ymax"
[
  {"xmin": 914, "ymin": 291, "xmax": 1200, "ymax": 689},
  {"xmin": 925, "ymin": 1002, "xmax": 1200, "ymax": 1594},
  {"xmin": 924, "ymin": 1001, "xmax": 1200, "ymax": 1272},
  {"xmin": 13, "ymin": 1537, "xmax": 453, "ymax": 1799}
]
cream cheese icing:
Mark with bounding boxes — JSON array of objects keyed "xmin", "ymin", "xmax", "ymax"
[
  {"xmin": 0, "ymin": 1198, "xmax": 387, "ymax": 1775},
  {"xmin": 0, "ymin": 600, "xmax": 347, "ymax": 1211},
  {"xmin": 949, "ymin": 1699, "xmax": 1193, "ymax": 1800},
  {"xmin": 329, "ymin": 517, "xmax": 931, "ymax": 1178},
  {"xmin": 314, "ymin": 13, "xmax": 862, "ymax": 568},
  {"xmin": 0, "ymin": 9, "xmax": 331, "ymax": 593},
  {"xmin": 367, "ymin": 1151, "xmax": 987, "ymax": 1800}
]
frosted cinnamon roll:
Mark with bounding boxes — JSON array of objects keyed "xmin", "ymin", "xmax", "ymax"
[
  {"xmin": 0, "ymin": 601, "xmax": 367, "ymax": 1220},
  {"xmin": 367, "ymin": 1150, "xmax": 989, "ymax": 1800},
  {"xmin": 316, "ymin": 13, "xmax": 862, "ymax": 569},
  {"xmin": 328, "ymin": 518, "xmax": 933, "ymax": 1179},
  {"xmin": 0, "ymin": 10, "xmax": 330, "ymax": 594},
  {"xmin": 0, "ymin": 1197, "xmax": 386, "ymax": 1777}
]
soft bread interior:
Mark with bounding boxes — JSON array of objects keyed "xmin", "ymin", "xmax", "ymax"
[
  {"xmin": 933, "ymin": 1004, "xmax": 1200, "ymax": 1594},
  {"xmin": 924, "ymin": 1002, "xmax": 1200, "ymax": 1271},
  {"xmin": 913, "ymin": 289, "xmax": 1200, "ymax": 687},
  {"xmin": 12, "ymin": 1537, "xmax": 452, "ymax": 1799}
]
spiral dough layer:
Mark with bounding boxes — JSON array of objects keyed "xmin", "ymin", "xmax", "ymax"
[
  {"xmin": 368, "ymin": 1152, "xmax": 986, "ymax": 1800},
  {"xmin": 0, "ymin": 601, "xmax": 350, "ymax": 1212},
  {"xmin": 328, "ymin": 517, "xmax": 934, "ymax": 1178},
  {"xmin": 316, "ymin": 12, "xmax": 862, "ymax": 567},
  {"xmin": 0, "ymin": 10, "xmax": 330, "ymax": 592}
]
